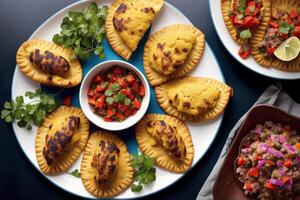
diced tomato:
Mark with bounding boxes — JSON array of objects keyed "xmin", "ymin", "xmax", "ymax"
[
  {"xmin": 247, "ymin": 1, "xmax": 256, "ymax": 7},
  {"xmin": 266, "ymin": 160, "xmax": 275, "ymax": 166},
  {"xmin": 267, "ymin": 47, "xmax": 276, "ymax": 56},
  {"xmin": 264, "ymin": 182, "xmax": 275, "ymax": 190},
  {"xmin": 293, "ymin": 26, "xmax": 300, "ymax": 38},
  {"xmin": 254, "ymin": 155, "xmax": 262, "ymax": 161},
  {"xmin": 289, "ymin": 10, "xmax": 298, "ymax": 19},
  {"xmin": 247, "ymin": 167, "xmax": 259, "ymax": 177},
  {"xmin": 133, "ymin": 82, "xmax": 139, "ymax": 93},
  {"xmin": 232, "ymin": 15, "xmax": 244, "ymax": 26},
  {"xmin": 104, "ymin": 117, "xmax": 113, "ymax": 122},
  {"xmin": 63, "ymin": 96, "xmax": 72, "ymax": 106},
  {"xmin": 116, "ymin": 113, "xmax": 124, "ymax": 121},
  {"xmin": 96, "ymin": 95, "xmax": 105, "ymax": 108},
  {"xmin": 280, "ymin": 33, "xmax": 289, "ymax": 40},
  {"xmin": 132, "ymin": 98, "xmax": 141, "ymax": 109},
  {"xmin": 237, "ymin": 157, "xmax": 246, "ymax": 166},
  {"xmin": 117, "ymin": 78, "xmax": 127, "ymax": 88},
  {"xmin": 244, "ymin": 16, "xmax": 260, "ymax": 29},
  {"xmin": 238, "ymin": 47, "xmax": 251, "ymax": 59},
  {"xmin": 283, "ymin": 159, "xmax": 293, "ymax": 167},
  {"xmin": 113, "ymin": 67, "xmax": 123, "ymax": 75},
  {"xmin": 118, "ymin": 104, "xmax": 128, "ymax": 113},
  {"xmin": 88, "ymin": 97, "xmax": 96, "ymax": 105},
  {"xmin": 106, "ymin": 109, "xmax": 116, "ymax": 118},
  {"xmin": 96, "ymin": 84, "xmax": 105, "ymax": 92},
  {"xmin": 269, "ymin": 21, "xmax": 279, "ymax": 28},
  {"xmin": 130, "ymin": 109, "xmax": 138, "ymax": 116},
  {"xmin": 124, "ymin": 108, "xmax": 132, "ymax": 116},
  {"xmin": 87, "ymin": 88, "xmax": 95, "ymax": 97},
  {"xmin": 139, "ymin": 85, "xmax": 145, "ymax": 97},
  {"xmin": 283, "ymin": 125, "xmax": 291, "ymax": 132},
  {"xmin": 93, "ymin": 75, "xmax": 102, "ymax": 83},
  {"xmin": 282, "ymin": 176, "xmax": 290, "ymax": 184},
  {"xmin": 126, "ymin": 74, "xmax": 136, "ymax": 84},
  {"xmin": 245, "ymin": 182, "xmax": 252, "ymax": 191}
]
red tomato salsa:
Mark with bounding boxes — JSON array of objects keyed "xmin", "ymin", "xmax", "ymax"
[
  {"xmin": 230, "ymin": 0, "xmax": 264, "ymax": 40},
  {"xmin": 87, "ymin": 66, "xmax": 145, "ymax": 122}
]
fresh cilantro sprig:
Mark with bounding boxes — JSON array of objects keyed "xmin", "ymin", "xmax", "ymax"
[
  {"xmin": 279, "ymin": 22, "xmax": 294, "ymax": 34},
  {"xmin": 130, "ymin": 154, "xmax": 156, "ymax": 192},
  {"xmin": 52, "ymin": 3, "xmax": 108, "ymax": 60},
  {"xmin": 67, "ymin": 169, "xmax": 81, "ymax": 178},
  {"xmin": 240, "ymin": 29, "xmax": 252, "ymax": 39},
  {"xmin": 1, "ymin": 89, "xmax": 58, "ymax": 130}
]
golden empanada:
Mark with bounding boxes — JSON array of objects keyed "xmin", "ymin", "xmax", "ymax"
[
  {"xmin": 35, "ymin": 106, "xmax": 89, "ymax": 174},
  {"xmin": 155, "ymin": 77, "xmax": 233, "ymax": 122},
  {"xmin": 105, "ymin": 0, "xmax": 164, "ymax": 60},
  {"xmin": 135, "ymin": 114, "xmax": 194, "ymax": 173},
  {"xmin": 143, "ymin": 24, "xmax": 205, "ymax": 86},
  {"xmin": 16, "ymin": 40, "xmax": 82, "ymax": 87},
  {"xmin": 80, "ymin": 131, "xmax": 133, "ymax": 197}
]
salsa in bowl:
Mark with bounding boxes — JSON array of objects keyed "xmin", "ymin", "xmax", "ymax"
[{"xmin": 79, "ymin": 60, "xmax": 150, "ymax": 131}]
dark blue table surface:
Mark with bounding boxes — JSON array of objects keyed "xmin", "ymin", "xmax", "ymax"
[{"xmin": 0, "ymin": 0, "xmax": 299, "ymax": 199}]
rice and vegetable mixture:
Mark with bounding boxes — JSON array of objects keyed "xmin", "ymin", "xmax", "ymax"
[{"xmin": 235, "ymin": 121, "xmax": 300, "ymax": 199}]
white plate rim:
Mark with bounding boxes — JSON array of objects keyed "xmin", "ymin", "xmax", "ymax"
[
  {"xmin": 209, "ymin": 0, "xmax": 300, "ymax": 80},
  {"xmin": 10, "ymin": 0, "xmax": 227, "ymax": 199}
]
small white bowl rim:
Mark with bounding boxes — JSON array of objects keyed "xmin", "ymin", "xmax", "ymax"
[{"xmin": 79, "ymin": 60, "xmax": 151, "ymax": 131}]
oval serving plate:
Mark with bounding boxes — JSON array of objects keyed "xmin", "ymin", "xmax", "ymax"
[
  {"xmin": 209, "ymin": 0, "xmax": 300, "ymax": 80},
  {"xmin": 12, "ymin": 0, "xmax": 227, "ymax": 198},
  {"xmin": 213, "ymin": 105, "xmax": 300, "ymax": 200}
]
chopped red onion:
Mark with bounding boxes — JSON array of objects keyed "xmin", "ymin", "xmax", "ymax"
[
  {"xmin": 269, "ymin": 178, "xmax": 283, "ymax": 186},
  {"xmin": 257, "ymin": 160, "xmax": 266, "ymax": 169},
  {"xmin": 268, "ymin": 148, "xmax": 284, "ymax": 158}
]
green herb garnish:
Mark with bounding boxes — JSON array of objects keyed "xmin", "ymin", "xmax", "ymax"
[
  {"xmin": 1, "ymin": 89, "xmax": 58, "ymax": 130},
  {"xmin": 240, "ymin": 29, "xmax": 252, "ymax": 39},
  {"xmin": 111, "ymin": 83, "xmax": 121, "ymax": 92},
  {"xmin": 114, "ymin": 93, "xmax": 126, "ymax": 103},
  {"xmin": 130, "ymin": 154, "xmax": 156, "ymax": 192},
  {"xmin": 279, "ymin": 22, "xmax": 293, "ymax": 34},
  {"xmin": 106, "ymin": 97, "xmax": 114, "ymax": 105},
  {"xmin": 67, "ymin": 169, "xmax": 81, "ymax": 178},
  {"xmin": 52, "ymin": 3, "xmax": 108, "ymax": 60},
  {"xmin": 238, "ymin": 0, "xmax": 246, "ymax": 13},
  {"xmin": 104, "ymin": 89, "xmax": 113, "ymax": 96},
  {"xmin": 124, "ymin": 98, "xmax": 131, "ymax": 106}
]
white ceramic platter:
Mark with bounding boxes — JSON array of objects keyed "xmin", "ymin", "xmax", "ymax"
[
  {"xmin": 209, "ymin": 0, "xmax": 300, "ymax": 80},
  {"xmin": 12, "ymin": 0, "xmax": 226, "ymax": 198}
]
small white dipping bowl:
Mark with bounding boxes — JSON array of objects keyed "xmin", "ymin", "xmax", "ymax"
[{"xmin": 79, "ymin": 60, "xmax": 150, "ymax": 131}]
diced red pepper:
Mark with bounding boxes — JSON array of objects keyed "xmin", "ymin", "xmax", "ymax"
[
  {"xmin": 238, "ymin": 47, "xmax": 251, "ymax": 59},
  {"xmin": 283, "ymin": 159, "xmax": 293, "ymax": 167},
  {"xmin": 132, "ymin": 98, "xmax": 141, "ymax": 109},
  {"xmin": 116, "ymin": 113, "xmax": 124, "ymax": 121},
  {"xmin": 293, "ymin": 26, "xmax": 300, "ymax": 38},
  {"xmin": 104, "ymin": 117, "xmax": 113, "ymax": 122},
  {"xmin": 247, "ymin": 167, "xmax": 259, "ymax": 177},
  {"xmin": 269, "ymin": 21, "xmax": 279, "ymax": 28},
  {"xmin": 96, "ymin": 95, "xmax": 105, "ymax": 108},
  {"xmin": 130, "ymin": 109, "xmax": 138, "ymax": 116},
  {"xmin": 124, "ymin": 108, "xmax": 132, "ymax": 116},
  {"xmin": 245, "ymin": 182, "xmax": 252, "ymax": 191},
  {"xmin": 232, "ymin": 15, "xmax": 244, "ymax": 26},
  {"xmin": 244, "ymin": 16, "xmax": 260, "ymax": 29},
  {"xmin": 126, "ymin": 74, "xmax": 136, "ymax": 84},
  {"xmin": 237, "ymin": 157, "xmax": 246, "ymax": 166},
  {"xmin": 63, "ymin": 96, "xmax": 72, "ymax": 106},
  {"xmin": 289, "ymin": 10, "xmax": 298, "ymax": 19},
  {"xmin": 106, "ymin": 109, "xmax": 116, "ymax": 118},
  {"xmin": 282, "ymin": 176, "xmax": 290, "ymax": 184},
  {"xmin": 264, "ymin": 182, "xmax": 275, "ymax": 190},
  {"xmin": 267, "ymin": 47, "xmax": 276, "ymax": 56},
  {"xmin": 95, "ymin": 84, "xmax": 105, "ymax": 92},
  {"xmin": 139, "ymin": 85, "xmax": 145, "ymax": 97}
]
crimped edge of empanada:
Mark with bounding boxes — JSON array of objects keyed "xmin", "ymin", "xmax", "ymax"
[
  {"xmin": 105, "ymin": 0, "xmax": 164, "ymax": 60},
  {"xmin": 80, "ymin": 131, "xmax": 134, "ymax": 197},
  {"xmin": 143, "ymin": 24, "xmax": 205, "ymax": 86},
  {"xmin": 250, "ymin": 0, "xmax": 300, "ymax": 71},
  {"xmin": 135, "ymin": 114, "xmax": 194, "ymax": 173},
  {"xmin": 155, "ymin": 77, "xmax": 233, "ymax": 122},
  {"xmin": 16, "ymin": 39, "xmax": 82, "ymax": 87},
  {"xmin": 221, "ymin": 0, "xmax": 271, "ymax": 46},
  {"xmin": 35, "ymin": 106, "xmax": 90, "ymax": 174}
]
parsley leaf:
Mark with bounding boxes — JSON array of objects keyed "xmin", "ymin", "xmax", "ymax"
[
  {"xmin": 240, "ymin": 29, "xmax": 252, "ymax": 39},
  {"xmin": 67, "ymin": 169, "xmax": 81, "ymax": 178},
  {"xmin": 52, "ymin": 3, "xmax": 108, "ymax": 60},
  {"xmin": 1, "ymin": 89, "xmax": 58, "ymax": 130},
  {"xmin": 130, "ymin": 154, "xmax": 156, "ymax": 192}
]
